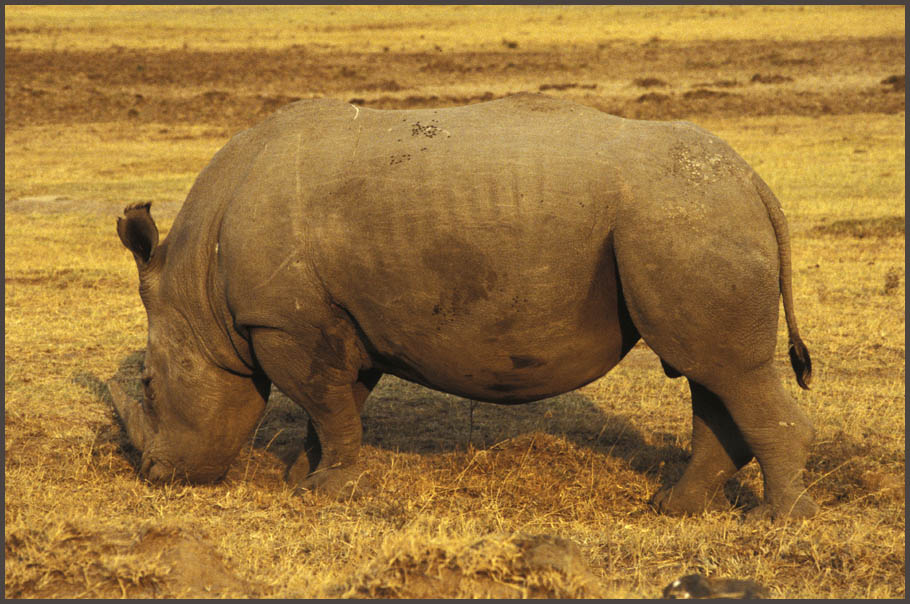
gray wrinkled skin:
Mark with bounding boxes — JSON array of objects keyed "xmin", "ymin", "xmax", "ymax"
[{"xmin": 114, "ymin": 93, "xmax": 815, "ymax": 519}]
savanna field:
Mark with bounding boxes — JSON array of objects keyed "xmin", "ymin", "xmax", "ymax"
[{"xmin": 4, "ymin": 5, "xmax": 905, "ymax": 598}]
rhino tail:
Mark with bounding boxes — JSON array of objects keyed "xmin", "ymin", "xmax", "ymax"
[
  {"xmin": 752, "ymin": 172, "xmax": 812, "ymax": 390},
  {"xmin": 788, "ymin": 333, "xmax": 812, "ymax": 390}
]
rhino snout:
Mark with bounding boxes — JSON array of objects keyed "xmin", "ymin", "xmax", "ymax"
[
  {"xmin": 139, "ymin": 454, "xmax": 175, "ymax": 483},
  {"xmin": 110, "ymin": 379, "xmax": 225, "ymax": 483},
  {"xmin": 140, "ymin": 452, "xmax": 228, "ymax": 484}
]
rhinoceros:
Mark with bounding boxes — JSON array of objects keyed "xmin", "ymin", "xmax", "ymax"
[{"xmin": 112, "ymin": 93, "xmax": 816, "ymax": 518}]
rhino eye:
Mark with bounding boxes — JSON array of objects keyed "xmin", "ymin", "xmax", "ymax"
[{"xmin": 141, "ymin": 374, "xmax": 156, "ymax": 400}]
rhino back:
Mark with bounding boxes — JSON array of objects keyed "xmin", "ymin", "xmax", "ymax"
[
  {"xmin": 304, "ymin": 96, "xmax": 630, "ymax": 398},
  {"xmin": 214, "ymin": 95, "xmax": 761, "ymax": 401}
]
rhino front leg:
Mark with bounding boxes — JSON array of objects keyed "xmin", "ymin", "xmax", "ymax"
[
  {"xmin": 297, "ymin": 368, "xmax": 382, "ymax": 487},
  {"xmin": 250, "ymin": 325, "xmax": 378, "ymax": 499},
  {"xmin": 652, "ymin": 379, "xmax": 753, "ymax": 515}
]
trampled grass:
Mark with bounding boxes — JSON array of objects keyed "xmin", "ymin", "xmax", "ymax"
[{"xmin": 5, "ymin": 4, "xmax": 905, "ymax": 599}]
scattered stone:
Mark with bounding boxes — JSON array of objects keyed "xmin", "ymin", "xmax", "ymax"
[{"xmin": 880, "ymin": 74, "xmax": 904, "ymax": 92}]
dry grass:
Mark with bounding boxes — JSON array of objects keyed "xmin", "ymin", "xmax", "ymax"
[
  {"xmin": 4, "ymin": 123, "xmax": 227, "ymax": 204},
  {"xmin": 5, "ymin": 5, "xmax": 904, "ymax": 51},
  {"xmin": 5, "ymin": 5, "xmax": 905, "ymax": 599}
]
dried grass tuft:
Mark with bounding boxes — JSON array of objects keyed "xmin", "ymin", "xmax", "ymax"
[{"xmin": 340, "ymin": 527, "xmax": 603, "ymax": 598}]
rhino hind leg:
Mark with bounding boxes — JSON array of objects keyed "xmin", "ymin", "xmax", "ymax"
[
  {"xmin": 634, "ymin": 323, "xmax": 816, "ymax": 519},
  {"xmin": 249, "ymin": 326, "xmax": 379, "ymax": 499},
  {"xmin": 651, "ymin": 380, "xmax": 753, "ymax": 515},
  {"xmin": 613, "ymin": 207, "xmax": 817, "ymax": 519},
  {"xmin": 628, "ymin": 315, "xmax": 817, "ymax": 519},
  {"xmin": 651, "ymin": 348, "xmax": 816, "ymax": 519},
  {"xmin": 706, "ymin": 367, "xmax": 818, "ymax": 519}
]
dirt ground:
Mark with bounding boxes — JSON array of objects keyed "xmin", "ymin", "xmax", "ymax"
[
  {"xmin": 6, "ymin": 36, "xmax": 904, "ymax": 131},
  {"xmin": 4, "ymin": 6, "xmax": 905, "ymax": 599}
]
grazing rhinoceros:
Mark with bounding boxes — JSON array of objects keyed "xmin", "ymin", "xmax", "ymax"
[{"xmin": 112, "ymin": 93, "xmax": 816, "ymax": 519}]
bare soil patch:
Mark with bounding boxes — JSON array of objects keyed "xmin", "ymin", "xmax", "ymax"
[
  {"xmin": 5, "ymin": 36, "xmax": 904, "ymax": 132},
  {"xmin": 808, "ymin": 215, "xmax": 905, "ymax": 239}
]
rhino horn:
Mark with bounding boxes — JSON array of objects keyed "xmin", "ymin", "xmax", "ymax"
[{"xmin": 108, "ymin": 379, "xmax": 149, "ymax": 453}]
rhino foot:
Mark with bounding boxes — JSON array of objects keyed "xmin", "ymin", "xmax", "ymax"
[
  {"xmin": 285, "ymin": 439, "xmax": 367, "ymax": 501},
  {"xmin": 291, "ymin": 464, "xmax": 368, "ymax": 501},
  {"xmin": 746, "ymin": 493, "xmax": 818, "ymax": 522},
  {"xmin": 650, "ymin": 485, "xmax": 731, "ymax": 516}
]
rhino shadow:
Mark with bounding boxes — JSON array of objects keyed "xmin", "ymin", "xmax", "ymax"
[
  {"xmin": 253, "ymin": 374, "xmax": 711, "ymax": 499},
  {"xmin": 248, "ymin": 375, "xmax": 763, "ymax": 508},
  {"xmin": 78, "ymin": 351, "xmax": 760, "ymax": 506}
]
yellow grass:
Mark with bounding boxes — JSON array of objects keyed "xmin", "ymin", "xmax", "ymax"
[
  {"xmin": 704, "ymin": 114, "xmax": 906, "ymax": 224},
  {"xmin": 5, "ymin": 5, "xmax": 905, "ymax": 51},
  {"xmin": 5, "ymin": 114, "xmax": 904, "ymax": 219},
  {"xmin": 4, "ymin": 123, "xmax": 226, "ymax": 203}
]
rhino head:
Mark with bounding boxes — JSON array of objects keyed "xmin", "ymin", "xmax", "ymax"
[{"xmin": 113, "ymin": 203, "xmax": 269, "ymax": 483}]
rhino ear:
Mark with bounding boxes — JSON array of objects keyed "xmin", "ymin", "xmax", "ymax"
[{"xmin": 117, "ymin": 202, "xmax": 159, "ymax": 267}]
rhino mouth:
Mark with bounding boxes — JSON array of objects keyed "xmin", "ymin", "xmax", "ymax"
[
  {"xmin": 139, "ymin": 453, "xmax": 169, "ymax": 482},
  {"xmin": 107, "ymin": 379, "xmax": 232, "ymax": 484},
  {"xmin": 108, "ymin": 379, "xmax": 178, "ymax": 482},
  {"xmin": 141, "ymin": 456, "xmax": 184, "ymax": 483}
]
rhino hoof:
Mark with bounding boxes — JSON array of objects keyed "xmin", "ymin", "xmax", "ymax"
[
  {"xmin": 294, "ymin": 466, "xmax": 366, "ymax": 501},
  {"xmin": 650, "ymin": 486, "xmax": 729, "ymax": 516},
  {"xmin": 746, "ymin": 495, "xmax": 818, "ymax": 522}
]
